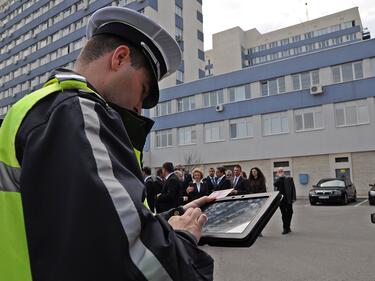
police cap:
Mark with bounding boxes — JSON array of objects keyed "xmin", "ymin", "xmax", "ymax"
[{"xmin": 86, "ymin": 6, "xmax": 182, "ymax": 109}]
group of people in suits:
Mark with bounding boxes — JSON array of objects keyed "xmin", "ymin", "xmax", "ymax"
[
  {"xmin": 143, "ymin": 163, "xmax": 297, "ymax": 235},
  {"xmin": 142, "ymin": 163, "xmax": 268, "ymax": 214}
]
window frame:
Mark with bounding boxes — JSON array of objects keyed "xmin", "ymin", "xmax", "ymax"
[
  {"xmin": 334, "ymin": 100, "xmax": 370, "ymax": 128},
  {"xmin": 262, "ymin": 112, "xmax": 289, "ymax": 136},
  {"xmin": 229, "ymin": 117, "xmax": 254, "ymax": 140},
  {"xmin": 204, "ymin": 121, "xmax": 225, "ymax": 143},
  {"xmin": 294, "ymin": 107, "xmax": 324, "ymax": 132},
  {"xmin": 178, "ymin": 126, "xmax": 197, "ymax": 146},
  {"xmin": 155, "ymin": 129, "xmax": 173, "ymax": 148}
]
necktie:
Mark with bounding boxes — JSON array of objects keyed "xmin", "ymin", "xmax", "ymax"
[{"xmin": 211, "ymin": 177, "xmax": 215, "ymax": 185}]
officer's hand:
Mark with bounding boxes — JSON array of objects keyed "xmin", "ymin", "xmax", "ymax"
[
  {"xmin": 168, "ymin": 207, "xmax": 208, "ymax": 241},
  {"xmin": 183, "ymin": 196, "xmax": 215, "ymax": 210},
  {"xmin": 229, "ymin": 190, "xmax": 238, "ymax": 195}
]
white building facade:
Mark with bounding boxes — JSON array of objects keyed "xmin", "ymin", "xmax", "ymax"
[
  {"xmin": 144, "ymin": 35, "xmax": 375, "ymax": 197},
  {"xmin": 205, "ymin": 8, "xmax": 365, "ymax": 76}
]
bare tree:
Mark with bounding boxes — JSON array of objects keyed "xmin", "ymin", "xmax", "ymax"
[{"xmin": 183, "ymin": 150, "xmax": 202, "ymax": 173}]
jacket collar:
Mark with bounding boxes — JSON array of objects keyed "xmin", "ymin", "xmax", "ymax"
[{"xmin": 49, "ymin": 68, "xmax": 155, "ymax": 153}]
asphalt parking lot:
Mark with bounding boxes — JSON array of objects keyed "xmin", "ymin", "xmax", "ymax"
[{"xmin": 202, "ymin": 198, "xmax": 374, "ymax": 281}]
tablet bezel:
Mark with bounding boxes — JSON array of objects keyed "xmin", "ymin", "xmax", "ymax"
[{"xmin": 200, "ymin": 192, "xmax": 281, "ymax": 242}]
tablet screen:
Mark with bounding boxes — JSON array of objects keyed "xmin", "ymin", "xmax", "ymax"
[{"xmin": 203, "ymin": 197, "xmax": 268, "ymax": 234}]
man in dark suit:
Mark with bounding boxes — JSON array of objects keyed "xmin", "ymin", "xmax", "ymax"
[
  {"xmin": 230, "ymin": 164, "xmax": 249, "ymax": 195},
  {"xmin": 142, "ymin": 167, "xmax": 157, "ymax": 212},
  {"xmin": 203, "ymin": 167, "xmax": 216, "ymax": 194},
  {"xmin": 214, "ymin": 166, "xmax": 232, "ymax": 191},
  {"xmin": 175, "ymin": 164, "xmax": 193, "ymax": 190},
  {"xmin": 154, "ymin": 168, "xmax": 164, "ymax": 195},
  {"xmin": 156, "ymin": 162, "xmax": 181, "ymax": 213},
  {"xmin": 274, "ymin": 168, "xmax": 297, "ymax": 235}
]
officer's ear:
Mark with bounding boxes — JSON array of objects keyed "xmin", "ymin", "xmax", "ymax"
[{"xmin": 110, "ymin": 45, "xmax": 132, "ymax": 71}]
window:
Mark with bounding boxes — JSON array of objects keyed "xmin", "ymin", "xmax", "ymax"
[
  {"xmin": 228, "ymin": 84, "xmax": 250, "ymax": 102},
  {"xmin": 341, "ymin": 21, "xmax": 355, "ymax": 29},
  {"xmin": 261, "ymin": 77, "xmax": 286, "ymax": 96},
  {"xmin": 292, "ymin": 70, "xmax": 319, "ymax": 91},
  {"xmin": 203, "ymin": 90, "xmax": 224, "ymax": 107},
  {"xmin": 281, "ymin": 50, "xmax": 290, "ymax": 57},
  {"xmin": 293, "ymin": 47, "xmax": 302, "ymax": 55},
  {"xmin": 273, "ymin": 161, "xmax": 291, "ymax": 181},
  {"xmin": 333, "ymin": 36, "xmax": 343, "ymax": 45},
  {"xmin": 205, "ymin": 121, "xmax": 224, "ymax": 142},
  {"xmin": 50, "ymin": 50, "xmax": 58, "ymax": 60},
  {"xmin": 155, "ymin": 130, "xmax": 173, "ymax": 148},
  {"xmin": 332, "ymin": 61, "xmax": 363, "ymax": 83},
  {"xmin": 31, "ymin": 59, "xmax": 40, "ymax": 69},
  {"xmin": 294, "ymin": 107, "xmax": 323, "ymax": 132},
  {"xmin": 335, "ymin": 157, "xmax": 349, "ymax": 163},
  {"xmin": 262, "ymin": 112, "xmax": 289, "ymax": 136},
  {"xmin": 196, "ymin": 11, "xmax": 203, "ymax": 23},
  {"xmin": 175, "ymin": 5, "xmax": 182, "ymax": 17},
  {"xmin": 178, "ymin": 126, "xmax": 196, "ymax": 145},
  {"xmin": 345, "ymin": 33, "xmax": 357, "ymax": 41},
  {"xmin": 259, "ymin": 44, "xmax": 266, "ymax": 51},
  {"xmin": 292, "ymin": 35, "xmax": 301, "ymax": 42},
  {"xmin": 335, "ymin": 100, "xmax": 369, "ymax": 127},
  {"xmin": 280, "ymin": 38, "xmax": 289, "ymax": 46},
  {"xmin": 304, "ymin": 31, "xmax": 313, "ymax": 39},
  {"xmin": 176, "ymin": 70, "xmax": 184, "ymax": 82},
  {"xmin": 176, "ymin": 26, "xmax": 183, "ymax": 39},
  {"xmin": 305, "ymin": 43, "xmax": 315, "ymax": 52},
  {"xmin": 30, "ymin": 76, "xmax": 40, "ymax": 88},
  {"xmin": 318, "ymin": 40, "xmax": 330, "ymax": 49},
  {"xmin": 177, "ymin": 96, "xmax": 196, "ymax": 112},
  {"xmin": 229, "ymin": 118, "xmax": 253, "ymax": 139},
  {"xmin": 155, "ymin": 101, "xmax": 172, "ymax": 116},
  {"xmin": 60, "ymin": 45, "xmax": 69, "ymax": 56}
]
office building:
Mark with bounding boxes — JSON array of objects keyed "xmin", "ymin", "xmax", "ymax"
[
  {"xmin": 205, "ymin": 8, "xmax": 366, "ymax": 76},
  {"xmin": 0, "ymin": 0, "xmax": 205, "ymax": 116},
  {"xmin": 144, "ymin": 9, "xmax": 375, "ymax": 197}
]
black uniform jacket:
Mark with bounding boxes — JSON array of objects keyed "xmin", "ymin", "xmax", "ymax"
[
  {"xmin": 15, "ymin": 69, "xmax": 213, "ymax": 281},
  {"xmin": 156, "ymin": 173, "xmax": 181, "ymax": 213}
]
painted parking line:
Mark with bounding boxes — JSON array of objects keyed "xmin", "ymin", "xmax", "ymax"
[{"xmin": 354, "ymin": 199, "xmax": 368, "ymax": 207}]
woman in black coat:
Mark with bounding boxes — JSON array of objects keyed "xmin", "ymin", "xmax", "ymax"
[
  {"xmin": 248, "ymin": 167, "xmax": 267, "ymax": 194},
  {"xmin": 185, "ymin": 168, "xmax": 209, "ymax": 202}
]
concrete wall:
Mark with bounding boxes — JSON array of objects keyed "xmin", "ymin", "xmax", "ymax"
[
  {"xmin": 352, "ymin": 151, "xmax": 375, "ymax": 195},
  {"xmin": 210, "ymin": 27, "xmax": 245, "ymax": 75},
  {"xmin": 292, "ymin": 155, "xmax": 331, "ymax": 197}
]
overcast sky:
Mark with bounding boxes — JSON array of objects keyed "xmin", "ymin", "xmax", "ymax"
[{"xmin": 202, "ymin": 0, "xmax": 375, "ymax": 50}]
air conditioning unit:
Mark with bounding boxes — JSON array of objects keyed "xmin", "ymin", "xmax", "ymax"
[
  {"xmin": 215, "ymin": 104, "xmax": 224, "ymax": 112},
  {"xmin": 310, "ymin": 85, "xmax": 323, "ymax": 95}
]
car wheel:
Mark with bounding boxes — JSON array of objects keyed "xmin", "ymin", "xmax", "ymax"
[
  {"xmin": 309, "ymin": 198, "xmax": 317, "ymax": 205},
  {"xmin": 342, "ymin": 194, "xmax": 348, "ymax": 205}
]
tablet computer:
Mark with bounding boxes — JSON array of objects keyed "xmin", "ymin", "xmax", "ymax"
[{"xmin": 199, "ymin": 192, "xmax": 282, "ymax": 247}]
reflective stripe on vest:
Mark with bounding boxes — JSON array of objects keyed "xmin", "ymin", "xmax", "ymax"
[{"xmin": 0, "ymin": 76, "xmax": 148, "ymax": 280}]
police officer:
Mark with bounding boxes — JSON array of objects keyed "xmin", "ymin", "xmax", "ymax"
[{"xmin": 0, "ymin": 7, "xmax": 213, "ymax": 281}]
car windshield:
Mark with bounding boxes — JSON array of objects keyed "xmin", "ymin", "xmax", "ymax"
[{"xmin": 319, "ymin": 180, "xmax": 345, "ymax": 188}]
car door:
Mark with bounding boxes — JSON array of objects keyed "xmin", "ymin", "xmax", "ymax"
[{"xmin": 345, "ymin": 178, "xmax": 354, "ymax": 198}]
